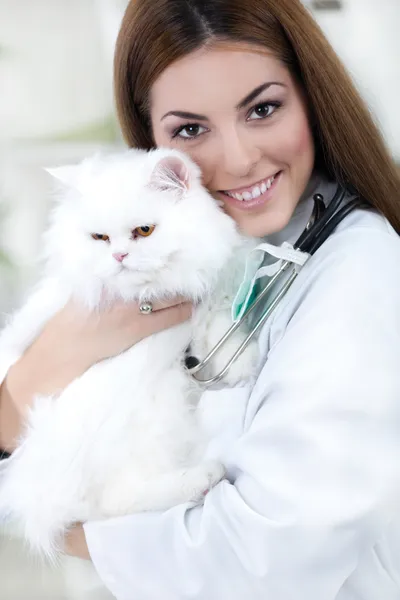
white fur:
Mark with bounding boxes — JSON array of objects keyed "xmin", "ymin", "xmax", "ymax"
[{"xmin": 0, "ymin": 148, "xmax": 258, "ymax": 575}]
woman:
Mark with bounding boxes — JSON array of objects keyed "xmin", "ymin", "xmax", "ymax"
[{"xmin": 1, "ymin": 0, "xmax": 400, "ymax": 598}]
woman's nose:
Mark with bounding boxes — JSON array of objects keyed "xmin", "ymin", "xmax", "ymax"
[{"xmin": 220, "ymin": 130, "xmax": 262, "ymax": 177}]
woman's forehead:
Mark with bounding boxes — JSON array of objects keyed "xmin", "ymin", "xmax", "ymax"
[{"xmin": 150, "ymin": 43, "xmax": 291, "ymax": 116}]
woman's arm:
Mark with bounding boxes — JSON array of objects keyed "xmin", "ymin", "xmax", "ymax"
[
  {"xmin": 79, "ymin": 229, "xmax": 400, "ymax": 600},
  {"xmin": 0, "ymin": 333, "xmax": 92, "ymax": 451},
  {"xmin": 0, "ymin": 378, "xmax": 20, "ymax": 452},
  {"xmin": 0, "ymin": 298, "xmax": 192, "ymax": 452}
]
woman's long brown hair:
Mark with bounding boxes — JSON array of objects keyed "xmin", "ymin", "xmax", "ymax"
[{"xmin": 114, "ymin": 0, "xmax": 400, "ymax": 231}]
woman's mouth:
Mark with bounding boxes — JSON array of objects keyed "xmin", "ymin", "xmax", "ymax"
[{"xmin": 218, "ymin": 171, "xmax": 282, "ymax": 211}]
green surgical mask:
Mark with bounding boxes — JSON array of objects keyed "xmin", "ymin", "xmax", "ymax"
[{"xmin": 231, "ymin": 242, "xmax": 310, "ymax": 322}]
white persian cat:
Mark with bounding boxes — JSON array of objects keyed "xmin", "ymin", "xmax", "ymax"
[{"xmin": 0, "ymin": 148, "xmax": 257, "ymax": 567}]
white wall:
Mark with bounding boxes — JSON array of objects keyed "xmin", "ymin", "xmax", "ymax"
[
  {"xmin": 311, "ymin": 0, "xmax": 400, "ymax": 159},
  {"xmin": 0, "ymin": 1, "xmax": 127, "ymax": 315},
  {"xmin": 0, "ymin": 1, "xmax": 110, "ymax": 140}
]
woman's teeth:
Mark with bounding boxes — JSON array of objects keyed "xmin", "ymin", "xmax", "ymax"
[{"xmin": 225, "ymin": 175, "xmax": 276, "ymax": 201}]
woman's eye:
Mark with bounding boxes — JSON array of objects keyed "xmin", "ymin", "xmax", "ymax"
[
  {"xmin": 133, "ymin": 225, "xmax": 156, "ymax": 238},
  {"xmin": 248, "ymin": 102, "xmax": 281, "ymax": 121},
  {"xmin": 91, "ymin": 233, "xmax": 110, "ymax": 242},
  {"xmin": 172, "ymin": 124, "xmax": 207, "ymax": 140}
]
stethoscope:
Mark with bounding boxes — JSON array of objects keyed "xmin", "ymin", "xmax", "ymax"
[{"xmin": 187, "ymin": 183, "xmax": 368, "ymax": 386}]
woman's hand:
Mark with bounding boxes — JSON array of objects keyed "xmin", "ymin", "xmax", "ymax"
[
  {"xmin": 64, "ymin": 523, "xmax": 91, "ymax": 560},
  {"xmin": 0, "ymin": 297, "xmax": 192, "ymax": 450},
  {"xmin": 42, "ymin": 296, "xmax": 193, "ymax": 366}
]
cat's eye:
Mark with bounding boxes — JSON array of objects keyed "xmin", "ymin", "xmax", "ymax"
[
  {"xmin": 91, "ymin": 233, "xmax": 110, "ymax": 242},
  {"xmin": 133, "ymin": 225, "xmax": 156, "ymax": 238}
]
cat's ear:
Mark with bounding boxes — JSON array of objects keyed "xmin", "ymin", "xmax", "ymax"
[
  {"xmin": 150, "ymin": 156, "xmax": 190, "ymax": 196},
  {"xmin": 45, "ymin": 155, "xmax": 100, "ymax": 193},
  {"xmin": 45, "ymin": 165, "xmax": 81, "ymax": 189}
]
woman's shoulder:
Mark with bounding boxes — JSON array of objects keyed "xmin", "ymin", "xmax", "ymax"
[
  {"xmin": 273, "ymin": 206, "xmax": 400, "ymax": 330},
  {"xmin": 305, "ymin": 206, "xmax": 399, "ymax": 278},
  {"xmin": 334, "ymin": 204, "xmax": 398, "ymax": 242},
  {"xmin": 302, "ymin": 175, "xmax": 399, "ymax": 260}
]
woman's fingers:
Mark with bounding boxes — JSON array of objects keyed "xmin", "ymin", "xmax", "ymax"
[
  {"xmin": 59, "ymin": 296, "xmax": 194, "ymax": 363},
  {"xmin": 138, "ymin": 296, "xmax": 190, "ymax": 313},
  {"xmin": 129, "ymin": 300, "xmax": 193, "ymax": 340},
  {"xmin": 150, "ymin": 301, "xmax": 193, "ymax": 325}
]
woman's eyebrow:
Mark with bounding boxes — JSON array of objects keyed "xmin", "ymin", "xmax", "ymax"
[
  {"xmin": 161, "ymin": 81, "xmax": 287, "ymax": 122},
  {"xmin": 236, "ymin": 81, "xmax": 287, "ymax": 110},
  {"xmin": 161, "ymin": 110, "xmax": 208, "ymax": 121}
]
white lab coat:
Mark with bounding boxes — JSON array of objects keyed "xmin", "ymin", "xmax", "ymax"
[{"xmin": 1, "ymin": 178, "xmax": 400, "ymax": 600}]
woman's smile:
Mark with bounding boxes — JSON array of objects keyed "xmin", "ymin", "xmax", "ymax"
[{"xmin": 217, "ymin": 170, "xmax": 282, "ymax": 212}]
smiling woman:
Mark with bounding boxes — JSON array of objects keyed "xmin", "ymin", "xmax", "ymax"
[
  {"xmin": 149, "ymin": 46, "xmax": 315, "ymax": 237},
  {"xmin": 115, "ymin": 0, "xmax": 400, "ymax": 233},
  {"xmin": 2, "ymin": 1, "xmax": 400, "ymax": 600}
]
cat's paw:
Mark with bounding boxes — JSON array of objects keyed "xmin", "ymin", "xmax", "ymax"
[
  {"xmin": 181, "ymin": 460, "xmax": 225, "ymax": 503},
  {"xmin": 98, "ymin": 461, "xmax": 225, "ymax": 517},
  {"xmin": 97, "ymin": 480, "xmax": 139, "ymax": 518}
]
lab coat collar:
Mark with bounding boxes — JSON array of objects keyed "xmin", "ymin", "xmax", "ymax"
[{"xmin": 264, "ymin": 172, "xmax": 339, "ymax": 248}]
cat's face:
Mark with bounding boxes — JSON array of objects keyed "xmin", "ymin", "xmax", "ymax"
[{"xmin": 45, "ymin": 148, "xmax": 240, "ymax": 304}]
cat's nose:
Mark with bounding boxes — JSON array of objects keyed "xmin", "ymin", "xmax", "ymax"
[{"xmin": 113, "ymin": 252, "xmax": 129, "ymax": 263}]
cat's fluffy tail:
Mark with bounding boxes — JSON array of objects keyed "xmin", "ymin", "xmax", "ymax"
[
  {"xmin": 0, "ymin": 396, "xmax": 83, "ymax": 563},
  {"xmin": 0, "ymin": 463, "xmax": 66, "ymax": 563}
]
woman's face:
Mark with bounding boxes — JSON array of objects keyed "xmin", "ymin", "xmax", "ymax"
[{"xmin": 150, "ymin": 43, "xmax": 315, "ymax": 237}]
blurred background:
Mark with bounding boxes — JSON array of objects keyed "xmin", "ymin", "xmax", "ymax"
[
  {"xmin": 0, "ymin": 0, "xmax": 129, "ymax": 322},
  {"xmin": 0, "ymin": 0, "xmax": 399, "ymax": 597},
  {"xmin": 0, "ymin": 0, "xmax": 399, "ymax": 319}
]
